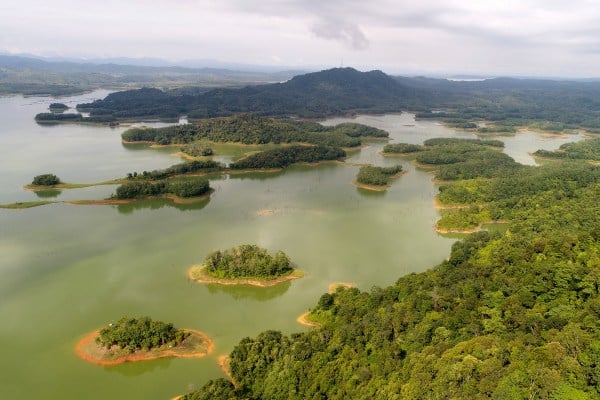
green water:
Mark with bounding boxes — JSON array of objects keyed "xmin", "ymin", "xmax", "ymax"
[{"xmin": 0, "ymin": 93, "xmax": 582, "ymax": 399}]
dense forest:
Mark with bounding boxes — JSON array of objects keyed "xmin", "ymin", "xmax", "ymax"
[
  {"xmin": 125, "ymin": 160, "xmax": 224, "ymax": 180},
  {"xmin": 75, "ymin": 68, "xmax": 600, "ymax": 130},
  {"xmin": 534, "ymin": 137, "xmax": 600, "ymax": 161},
  {"xmin": 121, "ymin": 113, "xmax": 385, "ymax": 147},
  {"xmin": 182, "ymin": 138, "xmax": 600, "ymax": 400},
  {"xmin": 113, "ymin": 177, "xmax": 210, "ymax": 199},
  {"xmin": 356, "ymin": 165, "xmax": 403, "ymax": 186},
  {"xmin": 229, "ymin": 146, "xmax": 345, "ymax": 169},
  {"xmin": 96, "ymin": 317, "xmax": 188, "ymax": 351},
  {"xmin": 204, "ymin": 245, "xmax": 293, "ymax": 279},
  {"xmin": 31, "ymin": 173, "xmax": 60, "ymax": 186}
]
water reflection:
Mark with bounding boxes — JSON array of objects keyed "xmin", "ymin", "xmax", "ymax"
[
  {"xmin": 116, "ymin": 197, "xmax": 211, "ymax": 214},
  {"xmin": 355, "ymin": 187, "xmax": 387, "ymax": 197},
  {"xmin": 205, "ymin": 280, "xmax": 291, "ymax": 301},
  {"xmin": 34, "ymin": 189, "xmax": 62, "ymax": 198},
  {"xmin": 104, "ymin": 357, "xmax": 172, "ymax": 377}
]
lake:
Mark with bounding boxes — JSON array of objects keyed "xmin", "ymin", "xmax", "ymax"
[{"xmin": 0, "ymin": 92, "xmax": 582, "ymax": 399}]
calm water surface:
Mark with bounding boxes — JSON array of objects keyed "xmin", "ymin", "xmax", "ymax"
[{"xmin": 0, "ymin": 93, "xmax": 582, "ymax": 399}]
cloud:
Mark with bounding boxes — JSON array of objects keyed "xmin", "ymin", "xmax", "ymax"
[{"xmin": 311, "ymin": 17, "xmax": 369, "ymax": 50}]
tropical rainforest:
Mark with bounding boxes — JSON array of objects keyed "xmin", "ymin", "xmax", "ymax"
[{"xmin": 181, "ymin": 138, "xmax": 600, "ymax": 400}]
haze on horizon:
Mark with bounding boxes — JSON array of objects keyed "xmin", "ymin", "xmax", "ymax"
[{"xmin": 2, "ymin": 0, "xmax": 600, "ymax": 78}]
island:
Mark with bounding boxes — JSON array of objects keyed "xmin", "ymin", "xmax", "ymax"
[
  {"xmin": 354, "ymin": 165, "xmax": 404, "ymax": 191},
  {"xmin": 75, "ymin": 316, "xmax": 213, "ymax": 366},
  {"xmin": 112, "ymin": 177, "xmax": 211, "ymax": 200},
  {"xmin": 48, "ymin": 102, "xmax": 69, "ymax": 111},
  {"xmin": 188, "ymin": 244, "xmax": 303, "ymax": 287},
  {"xmin": 30, "ymin": 173, "xmax": 61, "ymax": 186}
]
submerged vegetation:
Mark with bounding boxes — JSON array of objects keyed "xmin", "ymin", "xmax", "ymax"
[{"xmin": 203, "ymin": 245, "xmax": 294, "ymax": 280}]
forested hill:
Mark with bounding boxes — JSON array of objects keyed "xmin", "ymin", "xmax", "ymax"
[
  {"xmin": 76, "ymin": 68, "xmax": 600, "ymax": 129},
  {"xmin": 76, "ymin": 68, "xmax": 423, "ymax": 119}
]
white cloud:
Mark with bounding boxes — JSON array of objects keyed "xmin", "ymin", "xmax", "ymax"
[{"xmin": 2, "ymin": 0, "xmax": 600, "ymax": 76}]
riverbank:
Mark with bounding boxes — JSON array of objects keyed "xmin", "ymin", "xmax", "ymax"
[
  {"xmin": 188, "ymin": 265, "xmax": 304, "ymax": 287},
  {"xmin": 75, "ymin": 329, "xmax": 214, "ymax": 366}
]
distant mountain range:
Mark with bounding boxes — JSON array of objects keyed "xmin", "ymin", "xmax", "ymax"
[
  {"xmin": 0, "ymin": 53, "xmax": 304, "ymax": 95},
  {"xmin": 75, "ymin": 67, "xmax": 600, "ymax": 128}
]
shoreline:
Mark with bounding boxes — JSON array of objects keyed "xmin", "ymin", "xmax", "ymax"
[
  {"xmin": 328, "ymin": 282, "xmax": 355, "ymax": 293},
  {"xmin": 296, "ymin": 312, "xmax": 321, "ymax": 328},
  {"xmin": 353, "ymin": 170, "xmax": 409, "ymax": 192},
  {"xmin": 218, "ymin": 355, "xmax": 236, "ymax": 386},
  {"xmin": 75, "ymin": 329, "xmax": 214, "ymax": 366},
  {"xmin": 188, "ymin": 265, "xmax": 304, "ymax": 287}
]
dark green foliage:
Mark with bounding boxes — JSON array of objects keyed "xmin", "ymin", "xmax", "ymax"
[
  {"xmin": 184, "ymin": 136, "xmax": 600, "ymax": 400},
  {"xmin": 423, "ymin": 138, "xmax": 504, "ymax": 147},
  {"xmin": 204, "ymin": 245, "xmax": 293, "ymax": 279},
  {"xmin": 78, "ymin": 68, "xmax": 418, "ymax": 119},
  {"xmin": 181, "ymin": 379, "xmax": 237, "ymax": 400},
  {"xmin": 181, "ymin": 143, "xmax": 214, "ymax": 156},
  {"xmin": 229, "ymin": 146, "xmax": 345, "ymax": 169},
  {"xmin": 31, "ymin": 174, "xmax": 60, "ymax": 186},
  {"xmin": 75, "ymin": 68, "xmax": 600, "ymax": 131},
  {"xmin": 121, "ymin": 113, "xmax": 369, "ymax": 147},
  {"xmin": 383, "ymin": 143, "xmax": 425, "ymax": 153},
  {"xmin": 126, "ymin": 160, "xmax": 224, "ymax": 180},
  {"xmin": 34, "ymin": 112, "xmax": 115, "ymax": 123},
  {"xmin": 168, "ymin": 179, "xmax": 210, "ymax": 198},
  {"xmin": 534, "ymin": 137, "xmax": 600, "ymax": 161},
  {"xmin": 48, "ymin": 103, "xmax": 68, "ymax": 110},
  {"xmin": 356, "ymin": 165, "xmax": 403, "ymax": 186},
  {"xmin": 96, "ymin": 316, "xmax": 187, "ymax": 351},
  {"xmin": 114, "ymin": 177, "xmax": 210, "ymax": 199}
]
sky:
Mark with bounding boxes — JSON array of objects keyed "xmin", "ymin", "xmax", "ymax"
[{"xmin": 2, "ymin": 0, "xmax": 600, "ymax": 77}]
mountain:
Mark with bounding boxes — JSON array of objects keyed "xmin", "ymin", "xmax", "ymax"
[{"xmin": 77, "ymin": 67, "xmax": 425, "ymax": 119}]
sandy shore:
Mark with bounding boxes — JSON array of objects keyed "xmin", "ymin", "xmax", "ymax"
[
  {"xmin": 296, "ymin": 312, "xmax": 321, "ymax": 328},
  {"xmin": 188, "ymin": 265, "xmax": 304, "ymax": 288},
  {"xmin": 75, "ymin": 329, "xmax": 214, "ymax": 366},
  {"xmin": 328, "ymin": 282, "xmax": 355, "ymax": 293}
]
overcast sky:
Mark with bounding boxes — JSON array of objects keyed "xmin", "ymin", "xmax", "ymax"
[{"xmin": 2, "ymin": 0, "xmax": 600, "ymax": 77}]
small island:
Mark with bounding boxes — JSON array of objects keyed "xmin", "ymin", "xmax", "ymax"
[
  {"xmin": 49, "ymin": 102, "xmax": 69, "ymax": 111},
  {"xmin": 188, "ymin": 244, "xmax": 303, "ymax": 287},
  {"xmin": 75, "ymin": 316, "xmax": 213, "ymax": 366},
  {"xmin": 31, "ymin": 173, "xmax": 61, "ymax": 187},
  {"xmin": 354, "ymin": 165, "xmax": 404, "ymax": 191}
]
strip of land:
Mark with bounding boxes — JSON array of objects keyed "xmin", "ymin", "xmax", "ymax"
[{"xmin": 188, "ymin": 265, "xmax": 304, "ymax": 288}]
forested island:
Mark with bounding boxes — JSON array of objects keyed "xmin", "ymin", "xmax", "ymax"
[
  {"xmin": 112, "ymin": 177, "xmax": 211, "ymax": 200},
  {"xmin": 188, "ymin": 245, "xmax": 302, "ymax": 287},
  {"xmin": 75, "ymin": 316, "xmax": 213, "ymax": 366},
  {"xmin": 30, "ymin": 173, "xmax": 61, "ymax": 187},
  {"xmin": 121, "ymin": 113, "xmax": 386, "ymax": 147},
  {"xmin": 355, "ymin": 165, "xmax": 403, "ymax": 190}
]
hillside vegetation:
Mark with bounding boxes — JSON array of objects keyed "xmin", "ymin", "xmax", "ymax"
[{"xmin": 182, "ymin": 138, "xmax": 600, "ymax": 400}]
